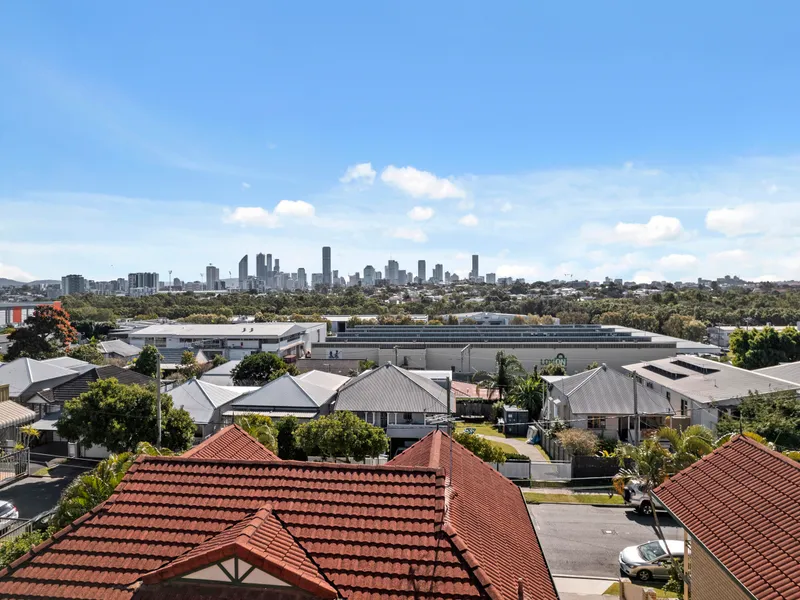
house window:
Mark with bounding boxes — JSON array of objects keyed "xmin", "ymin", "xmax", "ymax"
[
  {"xmin": 666, "ymin": 391, "xmax": 671, "ymax": 401},
  {"xmin": 587, "ymin": 416, "xmax": 606, "ymax": 430},
  {"xmin": 154, "ymin": 337, "xmax": 167, "ymax": 348},
  {"xmin": 681, "ymin": 399, "xmax": 688, "ymax": 416},
  {"xmin": 646, "ymin": 382, "xmax": 654, "ymax": 389},
  {"xmin": 402, "ymin": 412, "xmax": 413, "ymax": 424}
]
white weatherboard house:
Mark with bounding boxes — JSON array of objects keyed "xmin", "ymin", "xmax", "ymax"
[
  {"xmin": 624, "ymin": 355, "xmax": 800, "ymax": 430},
  {"xmin": 168, "ymin": 379, "xmax": 259, "ymax": 439}
]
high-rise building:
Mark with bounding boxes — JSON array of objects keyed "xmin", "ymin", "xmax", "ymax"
[
  {"xmin": 417, "ymin": 260, "xmax": 426, "ymax": 283},
  {"xmin": 471, "ymin": 255, "xmax": 479, "ymax": 280},
  {"xmin": 486, "ymin": 273, "xmax": 496, "ymax": 285},
  {"xmin": 398, "ymin": 270, "xmax": 407, "ymax": 285},
  {"xmin": 127, "ymin": 272, "xmax": 159, "ymax": 291},
  {"xmin": 322, "ymin": 246, "xmax": 332, "ymax": 286},
  {"xmin": 61, "ymin": 274, "xmax": 86, "ymax": 295},
  {"xmin": 297, "ymin": 268, "xmax": 307, "ymax": 290},
  {"xmin": 266, "ymin": 254, "xmax": 273, "ymax": 288},
  {"xmin": 445, "ymin": 271, "xmax": 451, "ymax": 283},
  {"xmin": 274, "ymin": 258, "xmax": 280, "ymax": 274},
  {"xmin": 311, "ymin": 273, "xmax": 323, "ymax": 287},
  {"xmin": 206, "ymin": 264, "xmax": 220, "ymax": 290},
  {"xmin": 433, "ymin": 264, "xmax": 443, "ymax": 283},
  {"xmin": 363, "ymin": 265, "xmax": 375, "ymax": 287},
  {"xmin": 385, "ymin": 260, "xmax": 399, "ymax": 284},
  {"xmin": 238, "ymin": 255, "xmax": 248, "ymax": 289},
  {"xmin": 256, "ymin": 253, "xmax": 266, "ymax": 283},
  {"xmin": 375, "ymin": 271, "xmax": 382, "ymax": 281}
]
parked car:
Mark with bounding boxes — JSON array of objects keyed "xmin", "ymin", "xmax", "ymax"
[
  {"xmin": 623, "ymin": 480, "xmax": 666, "ymax": 515},
  {"xmin": 0, "ymin": 501, "xmax": 19, "ymax": 533},
  {"xmin": 619, "ymin": 539, "xmax": 684, "ymax": 581}
]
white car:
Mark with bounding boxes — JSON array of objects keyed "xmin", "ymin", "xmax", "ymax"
[
  {"xmin": 0, "ymin": 501, "xmax": 19, "ymax": 533},
  {"xmin": 619, "ymin": 539, "xmax": 685, "ymax": 582}
]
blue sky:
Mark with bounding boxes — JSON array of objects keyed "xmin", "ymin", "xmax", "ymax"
[{"xmin": 2, "ymin": 2, "xmax": 800, "ymax": 283}]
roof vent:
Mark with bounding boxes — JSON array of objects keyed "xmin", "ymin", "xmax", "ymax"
[
  {"xmin": 602, "ymin": 363, "xmax": 607, "ymax": 370},
  {"xmin": 250, "ymin": 327, "xmax": 254, "ymax": 332},
  {"xmin": 242, "ymin": 327, "xmax": 246, "ymax": 332}
]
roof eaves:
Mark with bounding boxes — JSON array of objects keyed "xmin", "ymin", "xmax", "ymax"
[{"xmin": 441, "ymin": 522, "xmax": 503, "ymax": 600}]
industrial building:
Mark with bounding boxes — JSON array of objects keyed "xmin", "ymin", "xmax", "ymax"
[{"xmin": 311, "ymin": 323, "xmax": 711, "ymax": 373}]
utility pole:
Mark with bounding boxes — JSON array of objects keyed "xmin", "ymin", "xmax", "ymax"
[
  {"xmin": 632, "ymin": 370, "xmax": 640, "ymax": 444},
  {"xmin": 156, "ymin": 351, "xmax": 162, "ymax": 450},
  {"xmin": 447, "ymin": 377, "xmax": 453, "ymax": 488}
]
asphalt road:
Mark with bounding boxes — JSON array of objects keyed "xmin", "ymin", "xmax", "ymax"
[
  {"xmin": 528, "ymin": 504, "xmax": 682, "ymax": 578},
  {"xmin": 0, "ymin": 463, "xmax": 85, "ymax": 519}
]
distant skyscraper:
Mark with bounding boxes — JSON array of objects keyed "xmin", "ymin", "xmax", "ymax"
[
  {"xmin": 274, "ymin": 258, "xmax": 280, "ymax": 273},
  {"xmin": 61, "ymin": 274, "xmax": 86, "ymax": 295},
  {"xmin": 238, "ymin": 255, "xmax": 248, "ymax": 289},
  {"xmin": 386, "ymin": 260, "xmax": 399, "ymax": 284},
  {"xmin": 206, "ymin": 264, "xmax": 220, "ymax": 290},
  {"xmin": 322, "ymin": 246, "xmax": 332, "ymax": 286},
  {"xmin": 127, "ymin": 272, "xmax": 159, "ymax": 291},
  {"xmin": 433, "ymin": 264, "xmax": 443, "ymax": 283},
  {"xmin": 486, "ymin": 272, "xmax": 496, "ymax": 285},
  {"xmin": 418, "ymin": 260, "xmax": 426, "ymax": 283},
  {"xmin": 471, "ymin": 255, "xmax": 479, "ymax": 280},
  {"xmin": 363, "ymin": 265, "xmax": 375, "ymax": 287},
  {"xmin": 256, "ymin": 253, "xmax": 266, "ymax": 283},
  {"xmin": 445, "ymin": 271, "xmax": 451, "ymax": 283},
  {"xmin": 398, "ymin": 270, "xmax": 407, "ymax": 285},
  {"xmin": 312, "ymin": 273, "xmax": 323, "ymax": 287},
  {"xmin": 297, "ymin": 268, "xmax": 307, "ymax": 290}
]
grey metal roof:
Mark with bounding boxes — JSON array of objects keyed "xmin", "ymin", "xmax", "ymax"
[
  {"xmin": 552, "ymin": 366, "xmax": 673, "ymax": 416},
  {"xmin": 168, "ymin": 379, "xmax": 256, "ymax": 424},
  {"xmin": 754, "ymin": 362, "xmax": 800, "ymax": 385},
  {"xmin": 624, "ymin": 355, "xmax": 800, "ymax": 405},
  {"xmin": 41, "ymin": 356, "xmax": 92, "ymax": 370},
  {"xmin": 294, "ymin": 370, "xmax": 350, "ymax": 391},
  {"xmin": 98, "ymin": 339, "xmax": 142, "ymax": 357},
  {"xmin": 0, "ymin": 358, "xmax": 78, "ymax": 399},
  {"xmin": 129, "ymin": 323, "xmax": 306, "ymax": 339},
  {"xmin": 199, "ymin": 360, "xmax": 240, "ymax": 386},
  {"xmin": 0, "ymin": 400, "xmax": 36, "ymax": 429},
  {"xmin": 334, "ymin": 363, "xmax": 451, "ymax": 414},
  {"xmin": 229, "ymin": 374, "xmax": 335, "ymax": 412}
]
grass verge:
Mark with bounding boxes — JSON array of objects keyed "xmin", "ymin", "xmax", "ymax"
[
  {"xmin": 603, "ymin": 582, "xmax": 678, "ymax": 598},
  {"xmin": 523, "ymin": 492, "xmax": 624, "ymax": 505},
  {"xmin": 533, "ymin": 444, "xmax": 551, "ymax": 462},
  {"xmin": 32, "ymin": 467, "xmax": 51, "ymax": 477}
]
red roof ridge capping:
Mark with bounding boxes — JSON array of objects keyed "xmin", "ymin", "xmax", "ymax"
[
  {"xmin": 653, "ymin": 434, "xmax": 800, "ymax": 600},
  {"xmin": 182, "ymin": 423, "xmax": 280, "ymax": 461},
  {"xmin": 142, "ymin": 504, "xmax": 338, "ymax": 599},
  {"xmin": 388, "ymin": 429, "xmax": 559, "ymax": 600}
]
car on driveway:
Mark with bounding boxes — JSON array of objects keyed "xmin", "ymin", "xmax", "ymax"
[
  {"xmin": 619, "ymin": 539, "xmax": 684, "ymax": 581},
  {"xmin": 0, "ymin": 500, "xmax": 19, "ymax": 533}
]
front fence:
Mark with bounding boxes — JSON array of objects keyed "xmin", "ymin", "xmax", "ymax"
[
  {"xmin": 0, "ymin": 509, "xmax": 54, "ymax": 543},
  {"xmin": 0, "ymin": 448, "xmax": 29, "ymax": 488},
  {"xmin": 493, "ymin": 459, "xmax": 573, "ymax": 482}
]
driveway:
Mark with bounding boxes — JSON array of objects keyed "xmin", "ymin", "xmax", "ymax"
[
  {"xmin": 0, "ymin": 464, "xmax": 84, "ymax": 518},
  {"xmin": 479, "ymin": 434, "xmax": 548, "ymax": 462},
  {"xmin": 529, "ymin": 503, "xmax": 681, "ymax": 578}
]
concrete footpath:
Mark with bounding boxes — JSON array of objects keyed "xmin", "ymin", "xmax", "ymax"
[
  {"xmin": 478, "ymin": 434, "xmax": 549, "ymax": 462},
  {"xmin": 553, "ymin": 575, "xmax": 616, "ymax": 598}
]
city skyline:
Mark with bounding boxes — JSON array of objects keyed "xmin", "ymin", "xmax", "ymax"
[{"xmin": 3, "ymin": 4, "xmax": 800, "ymax": 283}]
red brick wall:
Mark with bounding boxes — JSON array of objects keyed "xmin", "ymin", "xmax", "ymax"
[{"xmin": 690, "ymin": 542, "xmax": 751, "ymax": 600}]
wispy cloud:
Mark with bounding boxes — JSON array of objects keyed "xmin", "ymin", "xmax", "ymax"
[
  {"xmin": 0, "ymin": 263, "xmax": 36, "ymax": 282},
  {"xmin": 458, "ymin": 214, "xmax": 479, "ymax": 227},
  {"xmin": 390, "ymin": 227, "xmax": 427, "ymax": 243},
  {"xmin": 340, "ymin": 162, "xmax": 376, "ymax": 185},
  {"xmin": 223, "ymin": 207, "xmax": 281, "ymax": 228},
  {"xmin": 408, "ymin": 206, "xmax": 434, "ymax": 221},
  {"xmin": 381, "ymin": 165, "xmax": 466, "ymax": 199},
  {"xmin": 241, "ymin": 182, "xmax": 251, "ymax": 190},
  {"xmin": 274, "ymin": 200, "xmax": 316, "ymax": 218}
]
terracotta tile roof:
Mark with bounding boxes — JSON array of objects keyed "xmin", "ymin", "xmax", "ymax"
[
  {"xmin": 388, "ymin": 430, "xmax": 558, "ymax": 600},
  {"xmin": 653, "ymin": 435, "xmax": 800, "ymax": 600},
  {"xmin": 182, "ymin": 424, "xmax": 279, "ymax": 461}
]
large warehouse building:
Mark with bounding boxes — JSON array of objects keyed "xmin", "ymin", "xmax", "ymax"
[{"xmin": 312, "ymin": 324, "xmax": 720, "ymax": 374}]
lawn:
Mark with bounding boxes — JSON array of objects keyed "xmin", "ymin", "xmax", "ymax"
[
  {"xmin": 523, "ymin": 492, "xmax": 624, "ymax": 505},
  {"xmin": 454, "ymin": 421, "xmax": 527, "ymax": 440},
  {"xmin": 603, "ymin": 582, "xmax": 679, "ymax": 598},
  {"xmin": 31, "ymin": 467, "xmax": 51, "ymax": 477},
  {"xmin": 453, "ymin": 422, "xmax": 518, "ymax": 454}
]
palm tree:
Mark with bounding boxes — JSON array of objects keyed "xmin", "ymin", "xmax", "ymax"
[
  {"xmin": 236, "ymin": 416, "xmax": 278, "ymax": 452},
  {"xmin": 655, "ymin": 425, "xmax": 715, "ymax": 471},
  {"xmin": 473, "ymin": 350, "xmax": 525, "ymax": 401},
  {"xmin": 509, "ymin": 376, "xmax": 544, "ymax": 420}
]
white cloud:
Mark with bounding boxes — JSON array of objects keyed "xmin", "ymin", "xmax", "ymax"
[
  {"xmin": 658, "ymin": 254, "xmax": 698, "ymax": 270},
  {"xmin": 614, "ymin": 216, "xmax": 684, "ymax": 245},
  {"xmin": 632, "ymin": 270, "xmax": 666, "ymax": 283},
  {"xmin": 496, "ymin": 264, "xmax": 543, "ymax": 280},
  {"xmin": 340, "ymin": 162, "xmax": 376, "ymax": 185},
  {"xmin": 274, "ymin": 199, "xmax": 315, "ymax": 218},
  {"xmin": 499, "ymin": 201, "xmax": 513, "ymax": 213},
  {"xmin": 705, "ymin": 205, "xmax": 763, "ymax": 236},
  {"xmin": 223, "ymin": 207, "xmax": 280, "ymax": 228},
  {"xmin": 0, "ymin": 263, "xmax": 36, "ymax": 282},
  {"xmin": 241, "ymin": 182, "xmax": 251, "ymax": 190},
  {"xmin": 458, "ymin": 214, "xmax": 479, "ymax": 227},
  {"xmin": 390, "ymin": 227, "xmax": 427, "ymax": 243},
  {"xmin": 407, "ymin": 206, "xmax": 434, "ymax": 221},
  {"xmin": 381, "ymin": 165, "xmax": 466, "ymax": 199}
]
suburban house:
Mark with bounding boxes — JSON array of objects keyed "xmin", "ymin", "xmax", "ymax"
[
  {"xmin": 168, "ymin": 379, "xmax": 259, "ymax": 439},
  {"xmin": 0, "ymin": 425, "xmax": 558, "ymax": 600},
  {"xmin": 199, "ymin": 359, "xmax": 240, "ymax": 386},
  {"xmin": 40, "ymin": 356, "xmax": 93, "ymax": 371},
  {"xmin": 156, "ymin": 347, "xmax": 209, "ymax": 372},
  {"xmin": 97, "ymin": 339, "xmax": 142, "ymax": 361},
  {"xmin": 127, "ymin": 322, "xmax": 327, "ymax": 361},
  {"xmin": 0, "ymin": 358, "xmax": 80, "ymax": 412},
  {"xmin": 545, "ymin": 364, "xmax": 674, "ymax": 441},
  {"xmin": 333, "ymin": 363, "xmax": 454, "ymax": 454},
  {"xmin": 0, "ymin": 383, "xmax": 35, "ymax": 450},
  {"xmin": 754, "ymin": 360, "xmax": 800, "ymax": 384},
  {"xmin": 222, "ymin": 371, "xmax": 348, "ymax": 422},
  {"xmin": 623, "ymin": 355, "xmax": 799, "ymax": 430},
  {"xmin": 653, "ymin": 435, "xmax": 800, "ymax": 599}
]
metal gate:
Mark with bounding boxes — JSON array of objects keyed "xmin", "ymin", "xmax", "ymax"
[{"xmin": 0, "ymin": 448, "xmax": 29, "ymax": 488}]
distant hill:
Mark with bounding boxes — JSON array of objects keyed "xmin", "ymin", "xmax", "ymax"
[{"xmin": 0, "ymin": 278, "xmax": 60, "ymax": 287}]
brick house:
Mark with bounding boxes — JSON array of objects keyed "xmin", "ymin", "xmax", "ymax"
[
  {"xmin": 652, "ymin": 435, "xmax": 800, "ymax": 600},
  {"xmin": 0, "ymin": 425, "xmax": 558, "ymax": 600}
]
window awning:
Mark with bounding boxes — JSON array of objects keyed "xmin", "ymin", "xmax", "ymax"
[
  {"xmin": 31, "ymin": 411, "xmax": 61, "ymax": 432},
  {"xmin": 0, "ymin": 401, "xmax": 37, "ymax": 429}
]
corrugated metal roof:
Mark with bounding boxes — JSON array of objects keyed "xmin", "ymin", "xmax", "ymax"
[
  {"xmin": 0, "ymin": 400, "xmax": 36, "ymax": 429},
  {"xmin": 169, "ymin": 379, "xmax": 252, "ymax": 424},
  {"xmin": 129, "ymin": 323, "xmax": 305, "ymax": 338},
  {"xmin": 229, "ymin": 374, "xmax": 336, "ymax": 411},
  {"xmin": 755, "ymin": 361, "xmax": 800, "ymax": 385},
  {"xmin": 553, "ymin": 366, "xmax": 673, "ymax": 416},
  {"xmin": 0, "ymin": 358, "xmax": 78, "ymax": 398},
  {"xmin": 41, "ymin": 356, "xmax": 92, "ymax": 370},
  {"xmin": 97, "ymin": 339, "xmax": 142, "ymax": 357},
  {"xmin": 335, "ymin": 363, "xmax": 450, "ymax": 414},
  {"xmin": 294, "ymin": 370, "xmax": 350, "ymax": 391}
]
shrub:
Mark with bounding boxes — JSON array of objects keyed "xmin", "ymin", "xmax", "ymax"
[
  {"xmin": 490, "ymin": 400, "xmax": 505, "ymax": 422},
  {"xmin": 0, "ymin": 530, "xmax": 47, "ymax": 568},
  {"xmin": 596, "ymin": 436, "xmax": 618, "ymax": 454},
  {"xmin": 453, "ymin": 432, "xmax": 507, "ymax": 463},
  {"xmin": 504, "ymin": 452, "xmax": 531, "ymax": 461},
  {"xmin": 556, "ymin": 429, "xmax": 598, "ymax": 456}
]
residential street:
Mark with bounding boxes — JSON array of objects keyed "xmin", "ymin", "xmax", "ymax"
[
  {"xmin": 0, "ymin": 463, "xmax": 85, "ymax": 518},
  {"xmin": 528, "ymin": 504, "xmax": 681, "ymax": 578}
]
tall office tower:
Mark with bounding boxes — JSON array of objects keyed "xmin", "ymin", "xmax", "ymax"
[
  {"xmin": 311, "ymin": 273, "xmax": 323, "ymax": 287},
  {"xmin": 407, "ymin": 272, "xmax": 413, "ymax": 285},
  {"xmin": 385, "ymin": 260, "xmax": 399, "ymax": 284},
  {"xmin": 206, "ymin": 264, "xmax": 220, "ymax": 290},
  {"xmin": 471, "ymin": 254, "xmax": 479, "ymax": 280},
  {"xmin": 375, "ymin": 271, "xmax": 382, "ymax": 281},
  {"xmin": 363, "ymin": 265, "xmax": 375, "ymax": 287},
  {"xmin": 418, "ymin": 260, "xmax": 426, "ymax": 283},
  {"xmin": 322, "ymin": 246, "xmax": 332, "ymax": 286},
  {"xmin": 266, "ymin": 254, "xmax": 273, "ymax": 288},
  {"xmin": 127, "ymin": 272, "xmax": 160, "ymax": 291},
  {"xmin": 433, "ymin": 264, "xmax": 443, "ymax": 283},
  {"xmin": 398, "ymin": 270, "xmax": 407, "ymax": 285},
  {"xmin": 332, "ymin": 270, "xmax": 338, "ymax": 283},
  {"xmin": 297, "ymin": 268, "xmax": 307, "ymax": 290},
  {"xmin": 61, "ymin": 274, "xmax": 86, "ymax": 295},
  {"xmin": 256, "ymin": 253, "xmax": 266, "ymax": 283},
  {"xmin": 445, "ymin": 271, "xmax": 451, "ymax": 283},
  {"xmin": 486, "ymin": 273, "xmax": 496, "ymax": 285},
  {"xmin": 274, "ymin": 258, "xmax": 280, "ymax": 273},
  {"xmin": 238, "ymin": 255, "xmax": 248, "ymax": 289}
]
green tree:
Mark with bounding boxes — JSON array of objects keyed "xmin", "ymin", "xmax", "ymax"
[
  {"xmin": 234, "ymin": 414, "xmax": 278, "ymax": 452},
  {"xmin": 56, "ymin": 379, "xmax": 195, "ymax": 453},
  {"xmin": 211, "ymin": 354, "xmax": 229, "ymax": 367},
  {"xmin": 295, "ymin": 411, "xmax": 388, "ymax": 461},
  {"xmin": 68, "ymin": 339, "xmax": 105, "ymax": 365},
  {"xmin": 0, "ymin": 530, "xmax": 47, "ymax": 568},
  {"xmin": 540, "ymin": 362, "xmax": 566, "ymax": 376},
  {"xmin": 6, "ymin": 304, "xmax": 78, "ymax": 360},
  {"xmin": 716, "ymin": 390, "xmax": 800, "ymax": 449},
  {"xmin": 358, "ymin": 359, "xmax": 377, "ymax": 372},
  {"xmin": 728, "ymin": 326, "xmax": 800, "ymax": 370},
  {"xmin": 132, "ymin": 345, "xmax": 160, "ymax": 377},
  {"xmin": 276, "ymin": 415, "xmax": 306, "ymax": 460},
  {"xmin": 473, "ymin": 350, "xmax": 525, "ymax": 401},
  {"xmin": 453, "ymin": 431, "xmax": 506, "ymax": 463},
  {"xmin": 231, "ymin": 352, "xmax": 298, "ymax": 385},
  {"xmin": 586, "ymin": 361, "xmax": 601, "ymax": 370},
  {"xmin": 509, "ymin": 376, "xmax": 544, "ymax": 421},
  {"xmin": 655, "ymin": 425, "xmax": 715, "ymax": 471}
]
